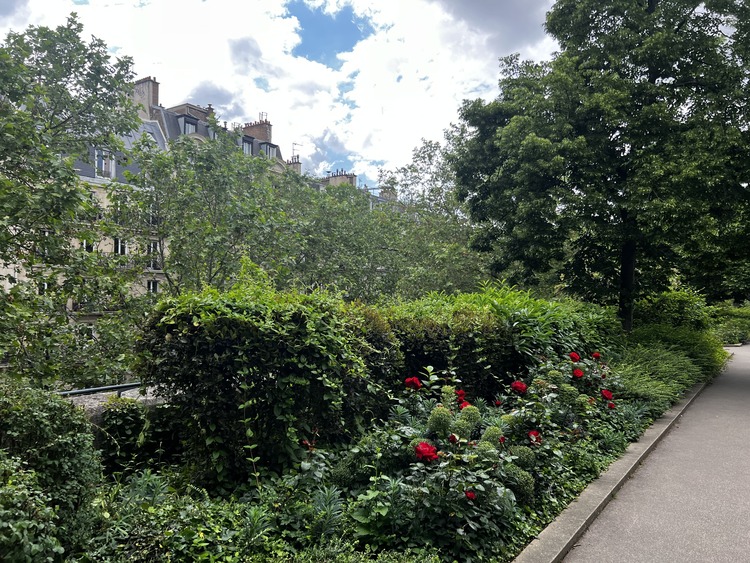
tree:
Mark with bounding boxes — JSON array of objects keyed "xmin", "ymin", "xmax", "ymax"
[
  {"xmin": 451, "ymin": 0, "xmax": 750, "ymax": 329},
  {"xmin": 0, "ymin": 14, "xmax": 138, "ymax": 270},
  {"xmin": 0, "ymin": 15, "xmax": 145, "ymax": 387},
  {"xmin": 274, "ymin": 179, "xmax": 406, "ymax": 301},
  {"xmin": 111, "ymin": 127, "xmax": 280, "ymax": 295},
  {"xmin": 378, "ymin": 139, "xmax": 491, "ymax": 298}
]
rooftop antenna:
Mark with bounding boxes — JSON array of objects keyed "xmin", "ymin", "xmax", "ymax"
[{"xmin": 292, "ymin": 142, "xmax": 303, "ymax": 157}]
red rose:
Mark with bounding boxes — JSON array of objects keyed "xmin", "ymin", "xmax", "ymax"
[
  {"xmin": 456, "ymin": 389, "xmax": 466, "ymax": 401},
  {"xmin": 415, "ymin": 441, "xmax": 438, "ymax": 462},
  {"xmin": 592, "ymin": 352, "xmax": 601, "ymax": 360},
  {"xmin": 528, "ymin": 430, "xmax": 542, "ymax": 445},
  {"xmin": 494, "ymin": 400, "xmax": 503, "ymax": 407},
  {"xmin": 405, "ymin": 377, "xmax": 422, "ymax": 390},
  {"xmin": 569, "ymin": 352, "xmax": 581, "ymax": 362},
  {"xmin": 572, "ymin": 368, "xmax": 584, "ymax": 379},
  {"xmin": 465, "ymin": 490, "xmax": 476, "ymax": 501},
  {"xmin": 449, "ymin": 433, "xmax": 458, "ymax": 444},
  {"xmin": 499, "ymin": 436, "xmax": 506, "ymax": 444},
  {"xmin": 608, "ymin": 401, "xmax": 616, "ymax": 409},
  {"xmin": 459, "ymin": 401, "xmax": 471, "ymax": 410},
  {"xmin": 601, "ymin": 389, "xmax": 613, "ymax": 401},
  {"xmin": 510, "ymin": 381, "xmax": 528, "ymax": 394}
]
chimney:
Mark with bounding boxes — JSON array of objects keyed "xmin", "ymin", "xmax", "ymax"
[
  {"xmin": 287, "ymin": 154, "xmax": 302, "ymax": 174},
  {"xmin": 134, "ymin": 76, "xmax": 160, "ymax": 120},
  {"xmin": 242, "ymin": 113, "xmax": 272, "ymax": 142}
]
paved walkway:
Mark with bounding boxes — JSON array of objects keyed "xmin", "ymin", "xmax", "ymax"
[{"xmin": 563, "ymin": 345, "xmax": 750, "ymax": 563}]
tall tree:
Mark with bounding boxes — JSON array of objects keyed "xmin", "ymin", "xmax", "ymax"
[
  {"xmin": 0, "ymin": 14, "xmax": 141, "ymax": 386},
  {"xmin": 452, "ymin": 0, "xmax": 750, "ymax": 328},
  {"xmin": 0, "ymin": 14, "xmax": 138, "ymax": 270},
  {"xmin": 111, "ymin": 127, "xmax": 280, "ymax": 295},
  {"xmin": 378, "ymin": 139, "xmax": 491, "ymax": 298}
]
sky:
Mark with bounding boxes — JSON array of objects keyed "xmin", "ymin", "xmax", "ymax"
[{"xmin": 0, "ymin": 0, "xmax": 557, "ymax": 187}]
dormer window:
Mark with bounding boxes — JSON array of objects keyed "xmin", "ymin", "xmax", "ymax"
[
  {"xmin": 260, "ymin": 143, "xmax": 277, "ymax": 159},
  {"xmin": 184, "ymin": 121, "xmax": 197, "ymax": 134},
  {"xmin": 95, "ymin": 148, "xmax": 115, "ymax": 178},
  {"xmin": 242, "ymin": 139, "xmax": 253, "ymax": 155}
]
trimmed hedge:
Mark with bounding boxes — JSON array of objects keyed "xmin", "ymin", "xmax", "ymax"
[
  {"xmin": 136, "ymin": 285, "xmax": 373, "ymax": 491},
  {"xmin": 0, "ymin": 453, "xmax": 63, "ymax": 562},
  {"xmin": 0, "ymin": 382, "xmax": 101, "ymax": 555}
]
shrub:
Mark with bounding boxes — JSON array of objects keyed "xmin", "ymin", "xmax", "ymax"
[
  {"xmin": 633, "ymin": 287, "xmax": 712, "ymax": 330},
  {"xmin": 628, "ymin": 324, "xmax": 728, "ymax": 377},
  {"xmin": 710, "ymin": 302, "xmax": 750, "ymax": 344},
  {"xmin": 0, "ymin": 453, "xmax": 63, "ymax": 562},
  {"xmin": 0, "ymin": 382, "xmax": 101, "ymax": 554},
  {"xmin": 137, "ymin": 284, "xmax": 370, "ymax": 492},
  {"xmin": 97, "ymin": 398, "xmax": 183, "ymax": 475},
  {"xmin": 383, "ymin": 294, "xmax": 515, "ymax": 400},
  {"xmin": 84, "ymin": 472, "xmax": 267, "ymax": 562}
]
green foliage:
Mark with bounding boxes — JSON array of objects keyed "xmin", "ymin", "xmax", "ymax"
[
  {"xmin": 503, "ymin": 463, "xmax": 535, "ymax": 505},
  {"xmin": 382, "ymin": 292, "xmax": 517, "ymax": 400},
  {"xmin": 0, "ymin": 452, "xmax": 63, "ymax": 562},
  {"xmin": 710, "ymin": 303, "xmax": 750, "ymax": 345},
  {"xmin": 113, "ymin": 128, "xmax": 279, "ymax": 296},
  {"xmin": 96, "ymin": 397, "xmax": 185, "ymax": 479},
  {"xmin": 507, "ymin": 446, "xmax": 535, "ymax": 471},
  {"xmin": 634, "ymin": 288, "xmax": 712, "ymax": 330},
  {"xmin": 0, "ymin": 280, "xmax": 144, "ymax": 388},
  {"xmin": 451, "ymin": 1, "xmax": 750, "ymax": 327},
  {"xmin": 0, "ymin": 13, "xmax": 138, "ymax": 266},
  {"xmin": 628, "ymin": 324, "xmax": 728, "ymax": 377},
  {"xmin": 427, "ymin": 406, "xmax": 453, "ymax": 438},
  {"xmin": 0, "ymin": 382, "xmax": 101, "ymax": 553},
  {"xmin": 84, "ymin": 472, "xmax": 267, "ymax": 562},
  {"xmin": 609, "ymin": 344, "xmax": 706, "ymax": 415},
  {"xmin": 137, "ymin": 283, "xmax": 370, "ymax": 491}
]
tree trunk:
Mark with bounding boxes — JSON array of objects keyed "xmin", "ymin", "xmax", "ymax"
[{"xmin": 618, "ymin": 238, "xmax": 637, "ymax": 332}]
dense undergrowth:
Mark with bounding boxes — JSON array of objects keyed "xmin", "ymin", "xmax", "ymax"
[{"xmin": 0, "ymin": 284, "xmax": 736, "ymax": 562}]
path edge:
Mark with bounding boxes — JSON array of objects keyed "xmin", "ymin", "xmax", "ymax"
[{"xmin": 511, "ymin": 356, "xmax": 728, "ymax": 563}]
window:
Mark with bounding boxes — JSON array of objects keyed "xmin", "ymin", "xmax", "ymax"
[
  {"xmin": 113, "ymin": 238, "xmax": 128, "ymax": 256},
  {"xmin": 38, "ymin": 281, "xmax": 49, "ymax": 295},
  {"xmin": 184, "ymin": 120, "xmax": 197, "ymax": 134},
  {"xmin": 81, "ymin": 239, "xmax": 94, "ymax": 252},
  {"xmin": 34, "ymin": 230, "xmax": 52, "ymax": 258},
  {"xmin": 147, "ymin": 240, "xmax": 161, "ymax": 270},
  {"xmin": 95, "ymin": 149, "xmax": 115, "ymax": 178},
  {"xmin": 261, "ymin": 143, "xmax": 277, "ymax": 159},
  {"xmin": 147, "ymin": 280, "xmax": 159, "ymax": 294},
  {"xmin": 242, "ymin": 139, "xmax": 253, "ymax": 155}
]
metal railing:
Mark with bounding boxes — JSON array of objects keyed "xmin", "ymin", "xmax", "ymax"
[{"xmin": 56, "ymin": 382, "xmax": 142, "ymax": 397}]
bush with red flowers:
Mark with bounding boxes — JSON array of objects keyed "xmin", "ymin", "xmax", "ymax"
[
  {"xmin": 414, "ymin": 441, "xmax": 438, "ymax": 462},
  {"xmin": 404, "ymin": 376, "xmax": 422, "ymax": 390},
  {"xmin": 527, "ymin": 430, "xmax": 542, "ymax": 445},
  {"xmin": 510, "ymin": 381, "xmax": 528, "ymax": 394}
]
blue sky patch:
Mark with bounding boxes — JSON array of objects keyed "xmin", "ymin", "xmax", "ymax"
[
  {"xmin": 254, "ymin": 77, "xmax": 271, "ymax": 92},
  {"xmin": 72, "ymin": 0, "xmax": 90, "ymax": 4},
  {"xmin": 288, "ymin": 1, "xmax": 373, "ymax": 70}
]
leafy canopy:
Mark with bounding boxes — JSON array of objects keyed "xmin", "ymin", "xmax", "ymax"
[{"xmin": 451, "ymin": 0, "xmax": 750, "ymax": 327}]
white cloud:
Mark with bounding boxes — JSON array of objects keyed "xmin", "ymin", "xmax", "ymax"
[{"xmin": 0, "ymin": 0, "xmax": 557, "ymax": 184}]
